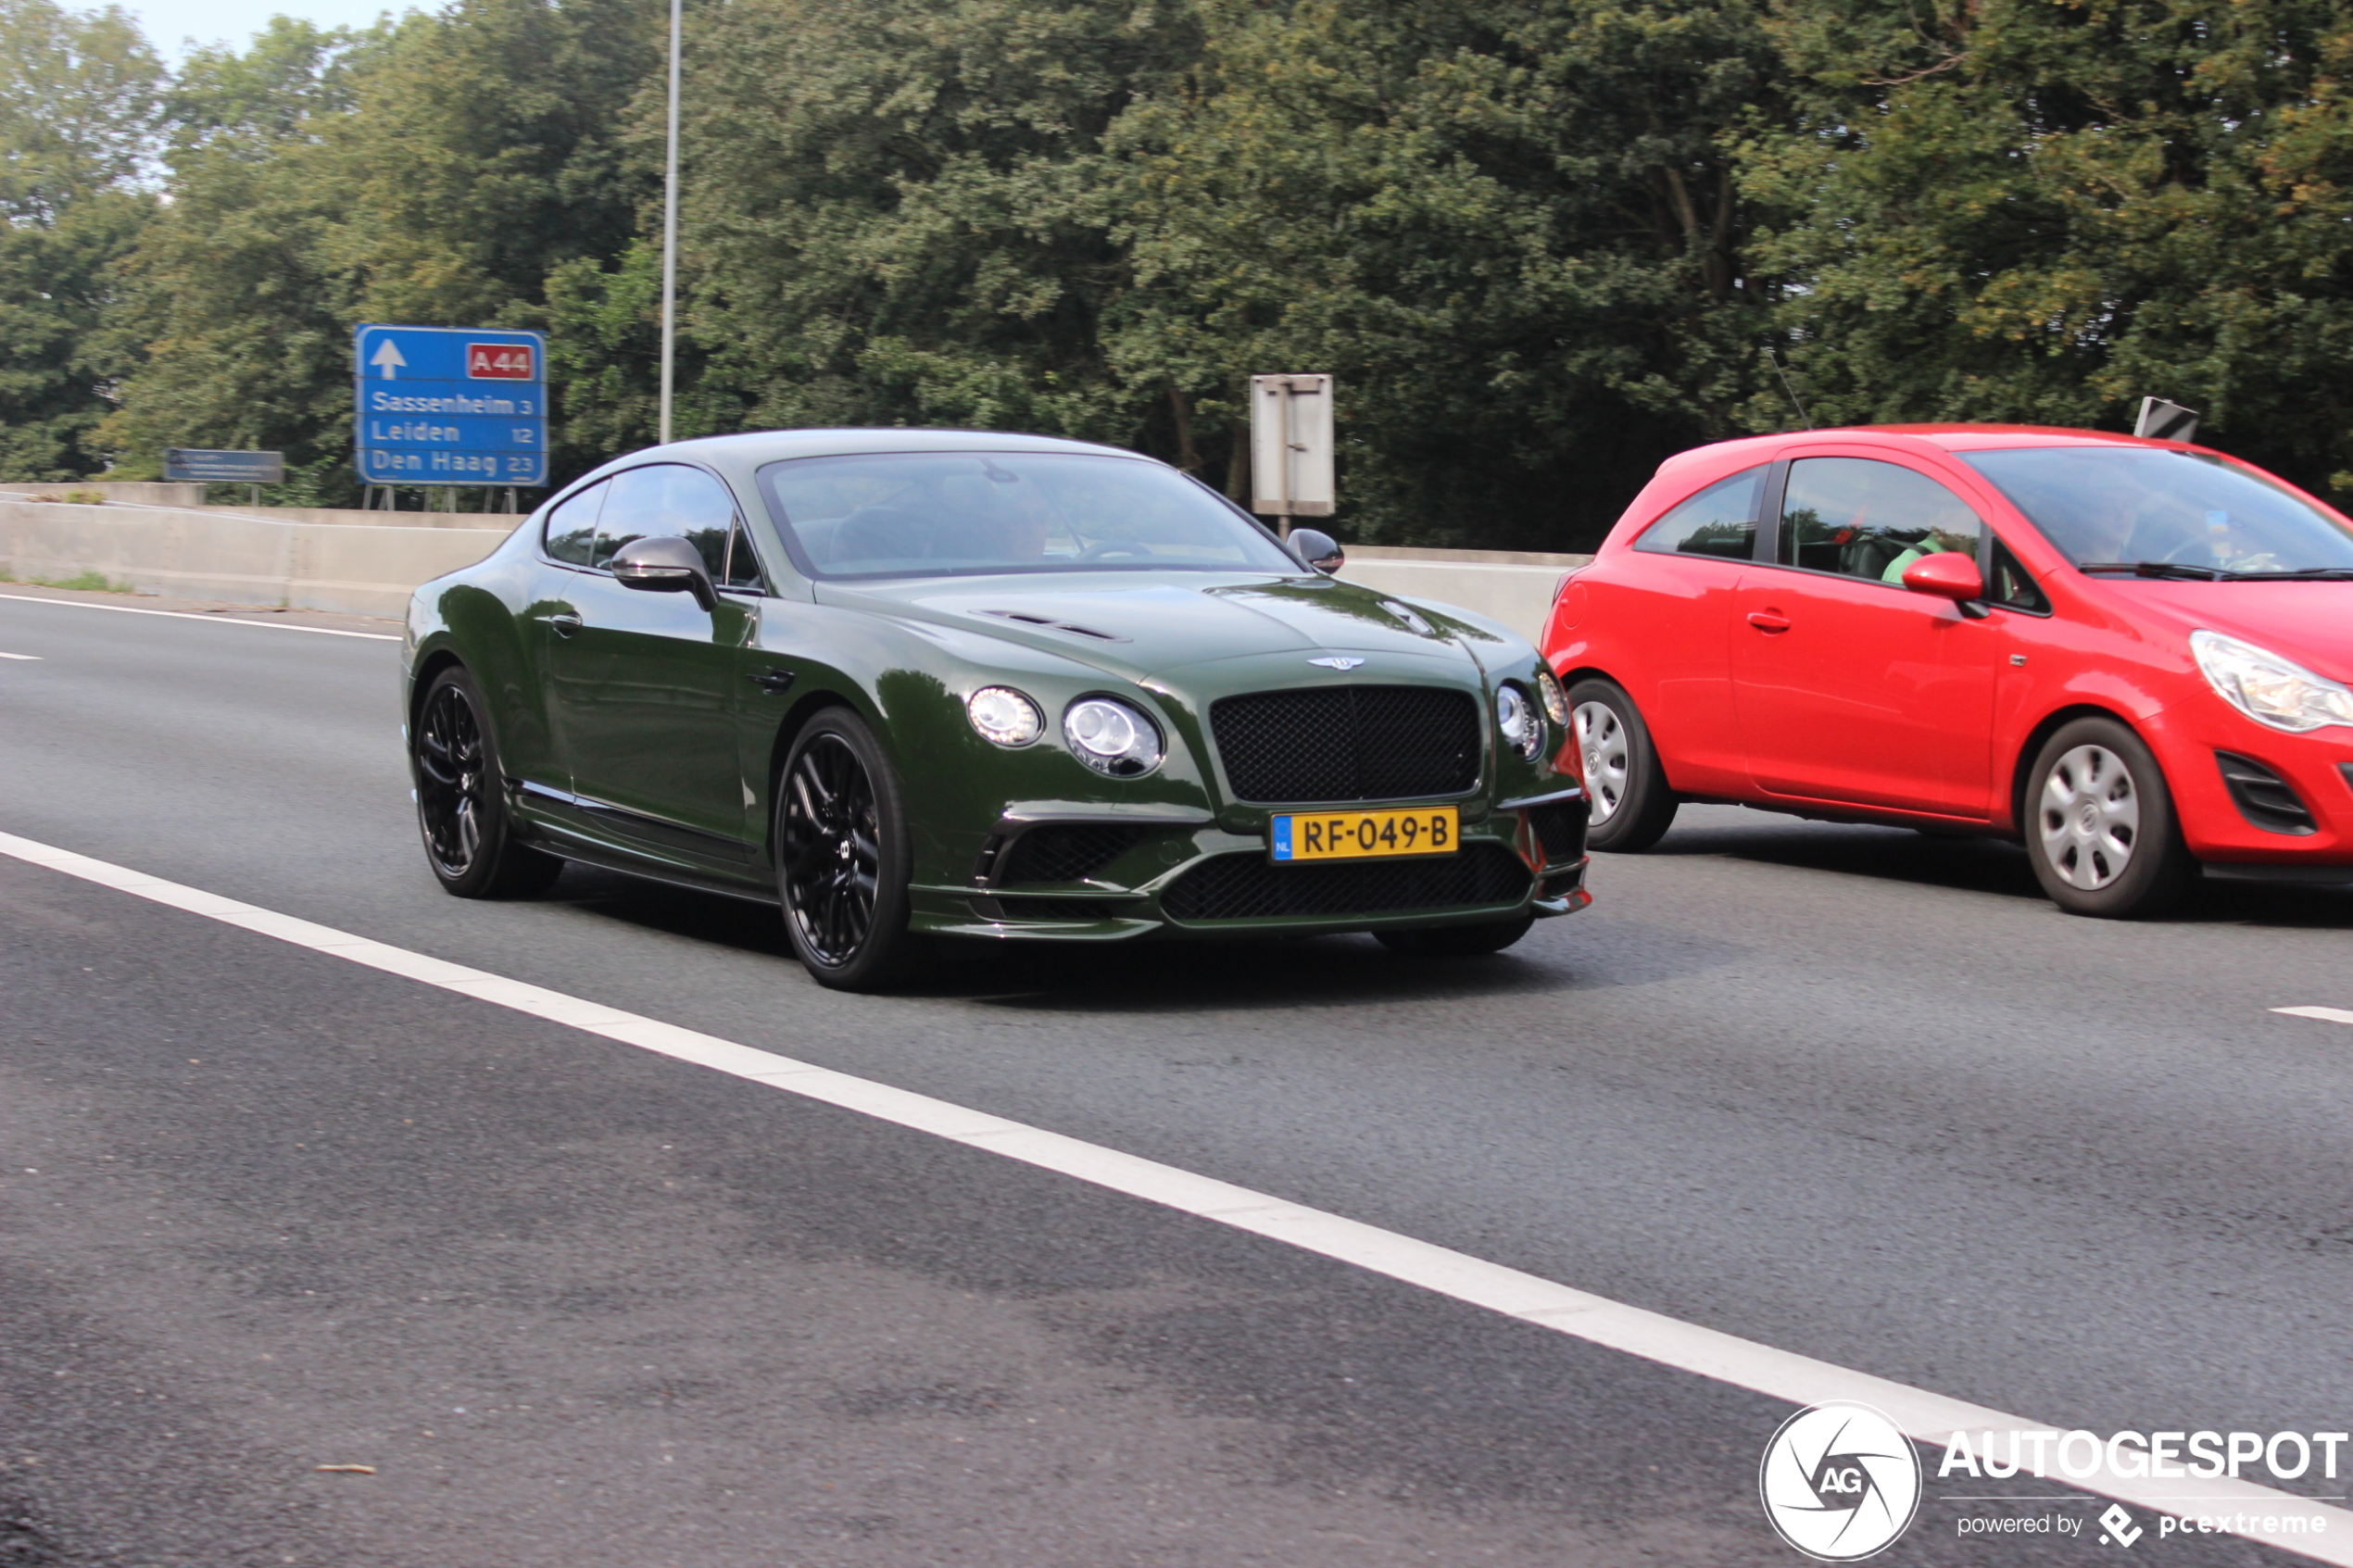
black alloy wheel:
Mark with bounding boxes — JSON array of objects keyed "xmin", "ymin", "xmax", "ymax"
[
  {"xmin": 1567, "ymin": 676, "xmax": 1680, "ymax": 852},
  {"xmin": 412, "ymin": 667, "xmax": 562, "ymax": 898},
  {"xmin": 1375, "ymin": 909, "xmax": 1537, "ymax": 956},
  {"xmin": 775, "ymin": 709, "xmax": 916, "ymax": 990}
]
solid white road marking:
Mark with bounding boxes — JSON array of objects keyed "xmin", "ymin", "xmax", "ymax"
[
  {"xmin": 2276, "ymin": 1007, "xmax": 2353, "ymax": 1027},
  {"xmin": 1, "ymin": 827, "xmax": 2347, "ymax": 1564},
  {"xmin": 0, "ymin": 592, "xmax": 399, "ymax": 640},
  {"xmin": 0, "ymin": 651, "xmax": 40, "ymax": 659}
]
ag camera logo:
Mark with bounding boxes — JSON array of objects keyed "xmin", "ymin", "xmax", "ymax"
[{"xmin": 1760, "ymin": 1402, "xmax": 1923, "ymax": 1560}]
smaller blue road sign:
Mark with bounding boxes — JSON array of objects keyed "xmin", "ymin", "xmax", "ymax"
[{"xmin": 354, "ymin": 324, "xmax": 547, "ymax": 486}]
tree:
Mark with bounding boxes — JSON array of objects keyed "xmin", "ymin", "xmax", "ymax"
[
  {"xmin": 1108, "ymin": 0, "xmax": 1783, "ymax": 548},
  {"xmin": 660, "ymin": 0, "xmax": 1202, "ymax": 449},
  {"xmin": 0, "ymin": 0, "xmax": 162, "ymax": 480},
  {"xmin": 1743, "ymin": 0, "xmax": 2353, "ymax": 498}
]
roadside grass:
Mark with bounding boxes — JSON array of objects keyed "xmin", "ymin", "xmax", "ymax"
[{"xmin": 0, "ymin": 566, "xmax": 137, "ymax": 594}]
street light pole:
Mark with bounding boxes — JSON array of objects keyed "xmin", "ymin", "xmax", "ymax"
[{"xmin": 658, "ymin": 0, "xmax": 681, "ymax": 445}]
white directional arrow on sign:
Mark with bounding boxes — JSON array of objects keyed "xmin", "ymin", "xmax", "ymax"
[{"xmin": 370, "ymin": 340, "xmax": 407, "ymax": 380}]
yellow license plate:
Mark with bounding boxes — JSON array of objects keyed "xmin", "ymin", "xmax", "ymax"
[{"xmin": 1270, "ymin": 807, "xmax": 1459, "ymax": 862}]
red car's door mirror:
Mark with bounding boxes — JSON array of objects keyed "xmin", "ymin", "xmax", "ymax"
[{"xmin": 1900, "ymin": 552, "xmax": 1984, "ymax": 602}]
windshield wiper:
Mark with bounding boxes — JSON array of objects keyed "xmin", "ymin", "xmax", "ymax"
[
  {"xmin": 2076, "ymin": 560, "xmax": 2224, "ymax": 580},
  {"xmin": 2078, "ymin": 560, "xmax": 2353, "ymax": 582}
]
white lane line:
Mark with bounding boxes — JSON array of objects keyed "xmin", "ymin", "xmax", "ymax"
[
  {"xmin": 0, "ymin": 651, "xmax": 40, "ymax": 659},
  {"xmin": 0, "ymin": 592, "xmax": 398, "ymax": 641},
  {"xmin": 3, "ymin": 828, "xmax": 2348, "ymax": 1564},
  {"xmin": 2277, "ymin": 1007, "xmax": 2353, "ymax": 1027}
]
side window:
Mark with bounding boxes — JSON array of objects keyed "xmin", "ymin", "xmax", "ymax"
[
  {"xmin": 1987, "ymin": 535, "xmax": 2050, "ymax": 613},
  {"xmin": 543, "ymin": 480, "xmax": 608, "ymax": 567},
  {"xmin": 1633, "ymin": 466, "xmax": 1764, "ymax": 559},
  {"xmin": 1779, "ymin": 458, "xmax": 1983, "ymax": 582},
  {"xmin": 593, "ymin": 464, "xmax": 738, "ymax": 579},
  {"xmin": 720, "ymin": 516, "xmax": 767, "ymax": 592}
]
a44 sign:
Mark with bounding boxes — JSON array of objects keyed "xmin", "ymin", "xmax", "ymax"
[{"xmin": 354, "ymin": 323, "xmax": 547, "ymax": 486}]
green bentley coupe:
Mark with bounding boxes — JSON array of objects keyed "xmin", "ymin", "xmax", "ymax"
[{"xmin": 401, "ymin": 430, "xmax": 1591, "ymax": 988}]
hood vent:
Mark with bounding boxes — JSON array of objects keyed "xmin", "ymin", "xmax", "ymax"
[{"xmin": 973, "ymin": 609, "xmax": 1130, "ymax": 643}]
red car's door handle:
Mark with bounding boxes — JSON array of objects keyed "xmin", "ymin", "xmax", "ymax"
[{"xmin": 1746, "ymin": 610, "xmax": 1792, "ymax": 633}]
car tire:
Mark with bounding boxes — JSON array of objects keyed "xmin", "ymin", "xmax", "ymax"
[
  {"xmin": 411, "ymin": 665, "xmax": 564, "ymax": 899},
  {"xmin": 1567, "ymin": 677, "xmax": 1679, "ymax": 852},
  {"xmin": 1375, "ymin": 909, "xmax": 1536, "ymax": 956},
  {"xmin": 2023, "ymin": 717, "xmax": 2193, "ymax": 919},
  {"xmin": 775, "ymin": 708, "xmax": 919, "ymax": 991}
]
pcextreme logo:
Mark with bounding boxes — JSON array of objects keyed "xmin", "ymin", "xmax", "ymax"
[{"xmin": 1761, "ymin": 1402, "xmax": 1924, "ymax": 1561}]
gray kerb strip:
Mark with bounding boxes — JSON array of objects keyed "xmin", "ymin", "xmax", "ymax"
[{"xmin": 3, "ymin": 827, "xmax": 2346, "ymax": 1564}]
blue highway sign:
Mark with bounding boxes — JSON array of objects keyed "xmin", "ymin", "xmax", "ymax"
[{"xmin": 354, "ymin": 323, "xmax": 547, "ymax": 486}]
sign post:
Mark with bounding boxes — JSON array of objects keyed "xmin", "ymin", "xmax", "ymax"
[
  {"xmin": 354, "ymin": 324, "xmax": 547, "ymax": 495},
  {"xmin": 1249, "ymin": 373, "xmax": 1335, "ymax": 536}
]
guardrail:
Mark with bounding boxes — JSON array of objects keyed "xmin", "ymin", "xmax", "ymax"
[{"xmin": 0, "ymin": 497, "xmax": 1588, "ymax": 639}]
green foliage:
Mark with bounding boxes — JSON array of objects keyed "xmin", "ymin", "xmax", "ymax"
[
  {"xmin": 1109, "ymin": 0, "xmax": 1781, "ymax": 544},
  {"xmin": 1743, "ymin": 0, "xmax": 2353, "ymax": 497},
  {"xmin": 9, "ymin": 0, "xmax": 2353, "ymax": 533},
  {"xmin": 673, "ymin": 0, "xmax": 1200, "ymax": 447},
  {"xmin": 0, "ymin": 0, "xmax": 162, "ymax": 220}
]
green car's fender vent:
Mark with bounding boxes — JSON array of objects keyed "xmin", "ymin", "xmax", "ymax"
[
  {"xmin": 1209, "ymin": 686, "xmax": 1480, "ymax": 804},
  {"xmin": 1162, "ymin": 844, "xmax": 1529, "ymax": 922},
  {"xmin": 996, "ymin": 823, "xmax": 1152, "ymax": 884}
]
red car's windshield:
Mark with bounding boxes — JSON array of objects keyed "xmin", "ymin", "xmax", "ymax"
[{"xmin": 1959, "ymin": 446, "xmax": 2353, "ymax": 577}]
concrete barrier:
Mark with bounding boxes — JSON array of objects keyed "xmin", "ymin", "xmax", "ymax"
[
  {"xmin": 0, "ymin": 481, "xmax": 207, "ymax": 508},
  {"xmin": 1337, "ymin": 545, "xmax": 1586, "ymax": 645},
  {"xmin": 1, "ymin": 499, "xmax": 1586, "ymax": 639},
  {"xmin": 0, "ymin": 499, "xmax": 511, "ymax": 619}
]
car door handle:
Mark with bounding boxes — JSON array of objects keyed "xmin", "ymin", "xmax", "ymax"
[
  {"xmin": 543, "ymin": 612, "xmax": 583, "ymax": 638},
  {"xmin": 1746, "ymin": 610, "xmax": 1791, "ymax": 633},
  {"xmin": 749, "ymin": 668, "xmax": 798, "ymax": 695}
]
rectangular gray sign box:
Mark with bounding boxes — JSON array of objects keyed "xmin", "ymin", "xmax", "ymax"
[{"xmin": 165, "ymin": 448, "xmax": 285, "ymax": 483}]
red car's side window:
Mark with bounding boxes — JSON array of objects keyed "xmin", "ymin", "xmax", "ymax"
[
  {"xmin": 1777, "ymin": 458, "xmax": 1982, "ymax": 583},
  {"xmin": 1987, "ymin": 536, "xmax": 2050, "ymax": 613},
  {"xmin": 1632, "ymin": 466, "xmax": 1766, "ymax": 559}
]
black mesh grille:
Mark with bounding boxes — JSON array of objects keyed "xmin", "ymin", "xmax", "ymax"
[
  {"xmin": 1525, "ymin": 799, "xmax": 1589, "ymax": 864},
  {"xmin": 1209, "ymin": 686, "xmax": 1480, "ymax": 804},
  {"xmin": 1162, "ymin": 844, "xmax": 1529, "ymax": 922},
  {"xmin": 997, "ymin": 824, "xmax": 1150, "ymax": 884}
]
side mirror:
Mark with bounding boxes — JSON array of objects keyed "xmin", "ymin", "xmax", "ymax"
[
  {"xmin": 610, "ymin": 534, "xmax": 718, "ymax": 610},
  {"xmin": 1289, "ymin": 527, "xmax": 1345, "ymax": 575},
  {"xmin": 1901, "ymin": 552, "xmax": 1984, "ymax": 603}
]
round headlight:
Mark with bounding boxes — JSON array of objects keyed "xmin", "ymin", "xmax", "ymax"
[
  {"xmin": 1497, "ymin": 684, "xmax": 1544, "ymax": 760},
  {"xmin": 1063, "ymin": 697, "xmax": 1164, "ymax": 777},
  {"xmin": 1535, "ymin": 669, "xmax": 1570, "ymax": 728},
  {"xmin": 968, "ymin": 686, "xmax": 1043, "ymax": 746}
]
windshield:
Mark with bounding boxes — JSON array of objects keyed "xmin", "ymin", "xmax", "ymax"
[
  {"xmin": 1958, "ymin": 446, "xmax": 2353, "ymax": 575},
  {"xmin": 756, "ymin": 451, "xmax": 1301, "ymax": 580}
]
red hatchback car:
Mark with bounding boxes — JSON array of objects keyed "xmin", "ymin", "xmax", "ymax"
[{"xmin": 1542, "ymin": 425, "xmax": 2353, "ymax": 917}]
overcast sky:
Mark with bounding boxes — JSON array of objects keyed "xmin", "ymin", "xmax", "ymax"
[{"xmin": 125, "ymin": 0, "xmax": 415, "ymax": 62}]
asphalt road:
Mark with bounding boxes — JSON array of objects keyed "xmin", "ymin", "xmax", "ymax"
[{"xmin": 4, "ymin": 584, "xmax": 2350, "ymax": 1567}]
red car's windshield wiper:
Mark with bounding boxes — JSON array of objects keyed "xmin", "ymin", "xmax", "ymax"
[
  {"xmin": 2077, "ymin": 561, "xmax": 2353, "ymax": 582},
  {"xmin": 2077, "ymin": 560, "xmax": 2226, "ymax": 580}
]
